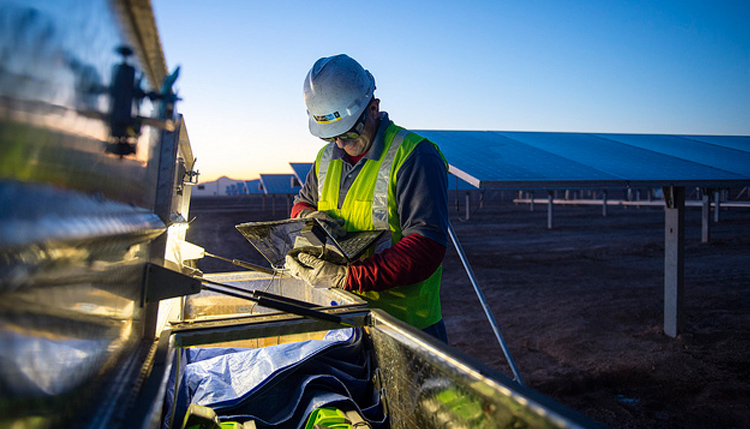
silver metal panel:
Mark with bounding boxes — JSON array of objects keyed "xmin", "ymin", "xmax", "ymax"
[
  {"xmin": 594, "ymin": 134, "xmax": 750, "ymax": 178},
  {"xmin": 0, "ymin": 1, "xmax": 171, "ymax": 206},
  {"xmin": 0, "ymin": 0, "xmax": 181, "ymax": 426},
  {"xmin": 259, "ymin": 173, "xmax": 301, "ymax": 195},
  {"xmin": 367, "ymin": 310, "xmax": 594, "ymax": 428}
]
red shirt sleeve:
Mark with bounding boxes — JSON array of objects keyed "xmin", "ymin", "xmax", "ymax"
[
  {"xmin": 346, "ymin": 234, "xmax": 446, "ymax": 293},
  {"xmin": 290, "ymin": 202, "xmax": 315, "ymax": 218}
]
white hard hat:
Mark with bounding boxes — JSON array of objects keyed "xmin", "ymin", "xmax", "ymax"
[{"xmin": 303, "ymin": 54, "xmax": 376, "ymax": 139}]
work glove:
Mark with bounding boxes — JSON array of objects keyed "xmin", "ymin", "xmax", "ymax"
[
  {"xmin": 285, "ymin": 251, "xmax": 348, "ymax": 289},
  {"xmin": 298, "ymin": 209, "xmax": 347, "ymax": 239}
]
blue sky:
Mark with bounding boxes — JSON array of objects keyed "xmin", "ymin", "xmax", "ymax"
[{"xmin": 152, "ymin": 1, "xmax": 750, "ymax": 182}]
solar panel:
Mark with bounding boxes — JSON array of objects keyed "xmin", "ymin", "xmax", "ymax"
[
  {"xmin": 244, "ymin": 179, "xmax": 264, "ymax": 194},
  {"xmin": 594, "ymin": 134, "xmax": 750, "ymax": 178},
  {"xmin": 418, "ymin": 130, "xmax": 622, "ymax": 188},
  {"xmin": 416, "ymin": 130, "xmax": 750, "ymax": 189},
  {"xmin": 289, "ymin": 162, "xmax": 313, "ymax": 185},
  {"xmin": 259, "ymin": 174, "xmax": 301, "ymax": 195},
  {"xmin": 687, "ymin": 135, "xmax": 750, "ymax": 154}
]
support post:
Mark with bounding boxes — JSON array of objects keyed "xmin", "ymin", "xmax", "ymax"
[
  {"xmin": 465, "ymin": 192, "xmax": 470, "ymax": 220},
  {"xmin": 529, "ymin": 191, "xmax": 535, "ymax": 212},
  {"xmin": 547, "ymin": 191, "xmax": 554, "ymax": 230},
  {"xmin": 701, "ymin": 189, "xmax": 711, "ymax": 243},
  {"xmin": 602, "ymin": 189, "xmax": 608, "ymax": 217},
  {"xmin": 663, "ymin": 186, "xmax": 685, "ymax": 338},
  {"xmin": 713, "ymin": 190, "xmax": 721, "ymax": 223}
]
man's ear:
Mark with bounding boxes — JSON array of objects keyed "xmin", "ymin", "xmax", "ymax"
[{"xmin": 369, "ymin": 98, "xmax": 381, "ymax": 119}]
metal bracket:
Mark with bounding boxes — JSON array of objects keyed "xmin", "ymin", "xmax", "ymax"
[
  {"xmin": 105, "ymin": 46, "xmax": 180, "ymax": 156},
  {"xmin": 143, "ymin": 262, "xmax": 201, "ymax": 304},
  {"xmin": 174, "ymin": 158, "xmax": 200, "ymax": 195}
]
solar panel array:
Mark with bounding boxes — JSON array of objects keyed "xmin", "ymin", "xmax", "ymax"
[{"xmin": 416, "ymin": 131, "xmax": 750, "ymax": 189}]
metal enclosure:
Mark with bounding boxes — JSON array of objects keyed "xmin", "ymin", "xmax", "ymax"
[
  {"xmin": 128, "ymin": 309, "xmax": 595, "ymax": 429},
  {"xmin": 0, "ymin": 0, "xmax": 194, "ymax": 426}
]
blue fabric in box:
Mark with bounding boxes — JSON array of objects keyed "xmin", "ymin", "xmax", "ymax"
[{"xmin": 164, "ymin": 328, "xmax": 387, "ymax": 429}]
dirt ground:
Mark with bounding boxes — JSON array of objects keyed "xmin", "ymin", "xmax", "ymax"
[{"xmin": 186, "ymin": 192, "xmax": 750, "ymax": 428}]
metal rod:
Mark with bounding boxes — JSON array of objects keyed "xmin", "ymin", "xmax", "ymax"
[
  {"xmin": 200, "ymin": 281, "xmax": 354, "ymax": 326},
  {"xmin": 448, "ymin": 222, "xmax": 525, "ymax": 386},
  {"xmin": 198, "ymin": 277, "xmax": 319, "ymax": 309},
  {"xmin": 203, "ymin": 251, "xmax": 275, "ymax": 274}
]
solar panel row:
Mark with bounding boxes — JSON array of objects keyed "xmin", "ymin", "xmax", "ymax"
[{"xmin": 416, "ymin": 131, "xmax": 750, "ymax": 189}]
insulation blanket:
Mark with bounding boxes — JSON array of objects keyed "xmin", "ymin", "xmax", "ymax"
[{"xmin": 164, "ymin": 328, "xmax": 387, "ymax": 428}]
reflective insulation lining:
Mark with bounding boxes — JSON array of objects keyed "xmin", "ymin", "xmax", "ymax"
[
  {"xmin": 0, "ymin": 181, "xmax": 165, "ymax": 426},
  {"xmin": 0, "ymin": 0, "xmax": 179, "ymax": 426}
]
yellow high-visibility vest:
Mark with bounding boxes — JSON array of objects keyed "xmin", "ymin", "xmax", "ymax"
[{"xmin": 315, "ymin": 122, "xmax": 446, "ymax": 329}]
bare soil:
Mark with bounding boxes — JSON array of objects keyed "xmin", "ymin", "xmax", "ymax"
[{"xmin": 186, "ymin": 192, "xmax": 750, "ymax": 428}]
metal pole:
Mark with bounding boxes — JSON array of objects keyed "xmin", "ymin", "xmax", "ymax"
[
  {"xmin": 714, "ymin": 190, "xmax": 721, "ymax": 223},
  {"xmin": 465, "ymin": 192, "xmax": 470, "ymax": 220},
  {"xmin": 448, "ymin": 222, "xmax": 525, "ymax": 385},
  {"xmin": 701, "ymin": 189, "xmax": 711, "ymax": 243},
  {"xmin": 663, "ymin": 186, "xmax": 685, "ymax": 338},
  {"xmin": 547, "ymin": 191, "xmax": 554, "ymax": 230}
]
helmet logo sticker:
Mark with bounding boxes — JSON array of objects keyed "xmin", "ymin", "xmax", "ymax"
[{"xmin": 313, "ymin": 111, "xmax": 341, "ymax": 124}]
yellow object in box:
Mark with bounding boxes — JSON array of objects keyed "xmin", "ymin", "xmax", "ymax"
[
  {"xmin": 182, "ymin": 404, "xmax": 221, "ymax": 429},
  {"xmin": 304, "ymin": 407, "xmax": 351, "ymax": 429}
]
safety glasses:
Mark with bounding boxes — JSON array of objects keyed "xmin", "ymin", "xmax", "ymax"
[{"xmin": 320, "ymin": 104, "xmax": 369, "ymax": 143}]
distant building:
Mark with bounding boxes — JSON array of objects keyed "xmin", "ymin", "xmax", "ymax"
[{"xmin": 192, "ymin": 176, "xmax": 251, "ymax": 197}]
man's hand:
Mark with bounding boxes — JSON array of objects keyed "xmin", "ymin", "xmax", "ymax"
[
  {"xmin": 298, "ymin": 209, "xmax": 346, "ymax": 238},
  {"xmin": 285, "ymin": 252, "xmax": 348, "ymax": 289}
]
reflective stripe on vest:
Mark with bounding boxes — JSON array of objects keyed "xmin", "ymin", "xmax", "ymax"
[
  {"xmin": 372, "ymin": 129, "xmax": 407, "ymax": 230},
  {"xmin": 317, "ymin": 145, "xmax": 333, "ymax": 204}
]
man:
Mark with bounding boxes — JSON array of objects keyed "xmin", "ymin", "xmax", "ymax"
[{"xmin": 285, "ymin": 54, "xmax": 450, "ymax": 342}]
